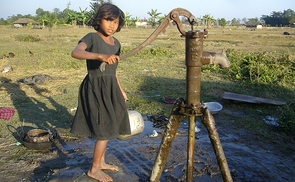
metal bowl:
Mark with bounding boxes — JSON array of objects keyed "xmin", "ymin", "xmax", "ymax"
[
  {"xmin": 117, "ymin": 110, "xmax": 145, "ymax": 140},
  {"xmin": 22, "ymin": 129, "xmax": 53, "ymax": 150}
]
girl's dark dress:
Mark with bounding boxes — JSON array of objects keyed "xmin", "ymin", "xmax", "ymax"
[{"xmin": 71, "ymin": 32, "xmax": 131, "ymax": 140}]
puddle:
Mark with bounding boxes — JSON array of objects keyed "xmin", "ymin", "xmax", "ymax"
[{"xmin": 48, "ymin": 119, "xmax": 224, "ymax": 181}]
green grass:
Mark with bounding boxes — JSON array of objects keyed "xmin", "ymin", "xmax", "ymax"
[{"xmin": 0, "ymin": 25, "xmax": 294, "ymax": 142}]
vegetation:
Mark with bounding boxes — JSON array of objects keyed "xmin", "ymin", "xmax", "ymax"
[
  {"xmin": 262, "ymin": 9, "xmax": 295, "ymax": 27},
  {"xmin": 0, "ymin": 3, "xmax": 294, "ymax": 180},
  {"xmin": 0, "ymin": 0, "xmax": 295, "ymax": 28},
  {"xmin": 0, "ymin": 24, "xmax": 294, "ymax": 141},
  {"xmin": 147, "ymin": 9, "xmax": 162, "ymax": 27}
]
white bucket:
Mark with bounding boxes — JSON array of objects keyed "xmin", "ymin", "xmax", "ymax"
[{"xmin": 117, "ymin": 110, "xmax": 145, "ymax": 140}]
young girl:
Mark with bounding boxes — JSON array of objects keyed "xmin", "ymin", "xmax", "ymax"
[{"xmin": 70, "ymin": 3, "xmax": 131, "ymax": 182}]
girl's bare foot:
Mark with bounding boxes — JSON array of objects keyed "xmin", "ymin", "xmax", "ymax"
[
  {"xmin": 101, "ymin": 163, "xmax": 119, "ymax": 171},
  {"xmin": 87, "ymin": 169, "xmax": 113, "ymax": 182}
]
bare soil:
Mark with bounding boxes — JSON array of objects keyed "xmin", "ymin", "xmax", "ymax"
[{"xmin": 0, "ymin": 103, "xmax": 294, "ymax": 182}]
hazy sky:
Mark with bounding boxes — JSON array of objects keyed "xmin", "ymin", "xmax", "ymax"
[{"xmin": 0, "ymin": 0, "xmax": 293, "ymax": 20}]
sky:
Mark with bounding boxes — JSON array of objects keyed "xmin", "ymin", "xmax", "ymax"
[{"xmin": 0, "ymin": 0, "xmax": 293, "ymax": 20}]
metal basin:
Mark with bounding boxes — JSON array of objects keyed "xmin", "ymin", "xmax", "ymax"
[
  {"xmin": 117, "ymin": 110, "xmax": 145, "ymax": 140},
  {"xmin": 22, "ymin": 129, "xmax": 53, "ymax": 150}
]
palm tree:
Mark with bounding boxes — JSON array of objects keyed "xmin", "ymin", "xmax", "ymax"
[
  {"xmin": 67, "ymin": 11, "xmax": 79, "ymax": 27},
  {"xmin": 124, "ymin": 12, "xmax": 132, "ymax": 28},
  {"xmin": 202, "ymin": 14, "xmax": 216, "ymax": 28},
  {"xmin": 147, "ymin": 9, "xmax": 162, "ymax": 27},
  {"xmin": 158, "ymin": 14, "xmax": 166, "ymax": 24},
  {"xmin": 48, "ymin": 13, "xmax": 58, "ymax": 28},
  {"xmin": 89, "ymin": 0, "xmax": 112, "ymax": 23},
  {"xmin": 38, "ymin": 15, "xmax": 47, "ymax": 29},
  {"xmin": 79, "ymin": 7, "xmax": 88, "ymax": 27}
]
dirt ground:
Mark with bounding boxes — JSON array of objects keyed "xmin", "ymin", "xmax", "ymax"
[{"xmin": 0, "ymin": 103, "xmax": 295, "ymax": 182}]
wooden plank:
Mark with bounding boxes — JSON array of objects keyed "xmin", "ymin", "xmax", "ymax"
[{"xmin": 223, "ymin": 92, "xmax": 286, "ymax": 106}]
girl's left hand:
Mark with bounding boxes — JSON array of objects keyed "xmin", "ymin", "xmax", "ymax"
[{"xmin": 120, "ymin": 89, "xmax": 128, "ymax": 101}]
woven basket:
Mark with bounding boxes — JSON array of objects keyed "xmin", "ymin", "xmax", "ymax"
[{"xmin": 0, "ymin": 107, "xmax": 15, "ymax": 120}]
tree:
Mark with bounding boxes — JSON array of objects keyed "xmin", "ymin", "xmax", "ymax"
[
  {"xmin": 202, "ymin": 14, "xmax": 216, "ymax": 28},
  {"xmin": 88, "ymin": 0, "xmax": 112, "ymax": 25},
  {"xmin": 219, "ymin": 18, "xmax": 227, "ymax": 27},
  {"xmin": 44, "ymin": 12, "xmax": 58, "ymax": 30},
  {"xmin": 261, "ymin": 9, "xmax": 295, "ymax": 27},
  {"xmin": 38, "ymin": 15, "xmax": 47, "ymax": 29},
  {"xmin": 36, "ymin": 8, "xmax": 47, "ymax": 17},
  {"xmin": 231, "ymin": 18, "xmax": 240, "ymax": 26},
  {"xmin": 124, "ymin": 12, "xmax": 132, "ymax": 28},
  {"xmin": 242, "ymin": 17, "xmax": 247, "ymax": 24},
  {"xmin": 158, "ymin": 14, "xmax": 166, "ymax": 24},
  {"xmin": 61, "ymin": 7, "xmax": 72, "ymax": 24},
  {"xmin": 53, "ymin": 8, "xmax": 68, "ymax": 24},
  {"xmin": 0, "ymin": 18, "xmax": 6, "ymax": 25},
  {"xmin": 246, "ymin": 17, "xmax": 260, "ymax": 26},
  {"xmin": 147, "ymin": 9, "xmax": 162, "ymax": 27},
  {"xmin": 79, "ymin": 7, "xmax": 88, "ymax": 27},
  {"xmin": 283, "ymin": 9, "xmax": 295, "ymax": 25},
  {"xmin": 67, "ymin": 11, "xmax": 79, "ymax": 27},
  {"xmin": 195, "ymin": 17, "xmax": 203, "ymax": 26}
]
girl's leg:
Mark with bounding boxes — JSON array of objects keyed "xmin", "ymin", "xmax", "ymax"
[
  {"xmin": 100, "ymin": 146, "xmax": 119, "ymax": 171},
  {"xmin": 87, "ymin": 140, "xmax": 118, "ymax": 182}
]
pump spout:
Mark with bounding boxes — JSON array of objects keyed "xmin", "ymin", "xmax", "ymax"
[{"xmin": 201, "ymin": 49, "xmax": 231, "ymax": 68}]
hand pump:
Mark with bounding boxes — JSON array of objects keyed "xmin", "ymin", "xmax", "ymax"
[{"xmin": 113, "ymin": 8, "xmax": 233, "ymax": 182}]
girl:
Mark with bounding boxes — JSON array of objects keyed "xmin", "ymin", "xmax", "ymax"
[{"xmin": 70, "ymin": 3, "xmax": 131, "ymax": 182}]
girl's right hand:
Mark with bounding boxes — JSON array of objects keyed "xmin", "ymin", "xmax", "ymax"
[{"xmin": 101, "ymin": 54, "xmax": 120, "ymax": 65}]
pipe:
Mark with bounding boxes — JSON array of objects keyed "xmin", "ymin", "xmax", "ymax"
[
  {"xmin": 150, "ymin": 99, "xmax": 187, "ymax": 182},
  {"xmin": 185, "ymin": 30, "xmax": 205, "ymax": 182},
  {"xmin": 201, "ymin": 49, "xmax": 231, "ymax": 68},
  {"xmin": 187, "ymin": 115, "xmax": 196, "ymax": 181},
  {"xmin": 201, "ymin": 108, "xmax": 233, "ymax": 182}
]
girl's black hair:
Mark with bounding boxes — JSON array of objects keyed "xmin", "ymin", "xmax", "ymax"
[{"xmin": 92, "ymin": 3, "xmax": 125, "ymax": 32}]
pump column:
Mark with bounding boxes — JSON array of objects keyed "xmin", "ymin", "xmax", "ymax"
[{"xmin": 185, "ymin": 30, "xmax": 205, "ymax": 181}]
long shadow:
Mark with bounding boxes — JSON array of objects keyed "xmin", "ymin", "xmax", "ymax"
[
  {"xmin": 0, "ymin": 78, "xmax": 72, "ymax": 130},
  {"xmin": 0, "ymin": 76, "xmax": 78, "ymax": 181}
]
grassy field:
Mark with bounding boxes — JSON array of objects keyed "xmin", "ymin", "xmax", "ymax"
[{"xmin": 0, "ymin": 25, "xmax": 294, "ymax": 141}]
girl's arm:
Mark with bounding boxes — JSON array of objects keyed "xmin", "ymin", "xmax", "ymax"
[
  {"xmin": 116, "ymin": 72, "xmax": 128, "ymax": 101},
  {"xmin": 72, "ymin": 42, "xmax": 119, "ymax": 65}
]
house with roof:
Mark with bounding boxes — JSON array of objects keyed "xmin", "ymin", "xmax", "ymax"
[{"xmin": 13, "ymin": 18, "xmax": 38, "ymax": 28}]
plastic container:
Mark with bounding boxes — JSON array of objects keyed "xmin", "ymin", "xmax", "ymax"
[{"xmin": 204, "ymin": 102, "xmax": 223, "ymax": 114}]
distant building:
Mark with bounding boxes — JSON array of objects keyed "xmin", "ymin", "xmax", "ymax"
[
  {"xmin": 135, "ymin": 19, "xmax": 148, "ymax": 27},
  {"xmin": 246, "ymin": 23, "xmax": 263, "ymax": 29},
  {"xmin": 13, "ymin": 18, "xmax": 38, "ymax": 28}
]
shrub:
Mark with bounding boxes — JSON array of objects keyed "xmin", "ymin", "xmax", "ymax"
[
  {"xmin": 15, "ymin": 34, "xmax": 40, "ymax": 42},
  {"xmin": 209, "ymin": 49, "xmax": 295, "ymax": 87}
]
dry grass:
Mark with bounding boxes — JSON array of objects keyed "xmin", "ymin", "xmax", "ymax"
[{"xmin": 0, "ymin": 25, "xmax": 294, "ymax": 140}]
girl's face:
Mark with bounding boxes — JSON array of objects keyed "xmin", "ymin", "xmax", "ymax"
[{"xmin": 99, "ymin": 16, "xmax": 120, "ymax": 36}]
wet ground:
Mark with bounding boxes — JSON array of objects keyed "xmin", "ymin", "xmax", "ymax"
[{"xmin": 1, "ymin": 105, "xmax": 295, "ymax": 182}]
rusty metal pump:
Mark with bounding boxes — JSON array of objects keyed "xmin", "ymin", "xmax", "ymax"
[{"xmin": 118, "ymin": 8, "xmax": 233, "ymax": 182}]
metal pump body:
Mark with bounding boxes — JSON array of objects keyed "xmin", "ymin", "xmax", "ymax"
[{"xmin": 118, "ymin": 8, "xmax": 233, "ymax": 182}]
